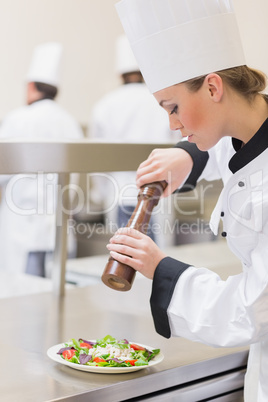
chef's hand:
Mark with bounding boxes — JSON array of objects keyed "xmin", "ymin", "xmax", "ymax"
[
  {"xmin": 136, "ymin": 147, "xmax": 193, "ymax": 197},
  {"xmin": 106, "ymin": 228, "xmax": 167, "ymax": 280}
]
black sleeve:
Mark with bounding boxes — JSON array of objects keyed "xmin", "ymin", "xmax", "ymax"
[
  {"xmin": 150, "ymin": 257, "xmax": 191, "ymax": 338},
  {"xmin": 174, "ymin": 141, "xmax": 209, "ymax": 193}
]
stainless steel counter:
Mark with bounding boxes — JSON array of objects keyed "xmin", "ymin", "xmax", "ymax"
[{"xmin": 1, "ymin": 241, "xmax": 248, "ymax": 402}]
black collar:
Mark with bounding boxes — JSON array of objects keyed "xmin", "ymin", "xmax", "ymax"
[{"xmin": 229, "ymin": 118, "xmax": 268, "ymax": 174}]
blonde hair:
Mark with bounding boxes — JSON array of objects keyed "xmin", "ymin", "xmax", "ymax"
[{"xmin": 185, "ymin": 66, "xmax": 267, "ymax": 101}]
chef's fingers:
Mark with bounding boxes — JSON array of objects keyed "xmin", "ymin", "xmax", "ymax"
[
  {"xmin": 138, "ymin": 156, "xmax": 153, "ymax": 169},
  {"xmin": 107, "ymin": 228, "xmax": 166, "ymax": 277},
  {"xmin": 107, "ymin": 228, "xmax": 150, "ymax": 260},
  {"xmin": 136, "ymin": 149, "xmax": 177, "ymax": 194},
  {"xmin": 136, "ymin": 162, "xmax": 170, "ymax": 192},
  {"xmin": 108, "ymin": 235, "xmax": 140, "ymax": 251},
  {"xmin": 108, "ymin": 241, "xmax": 166, "ymax": 279},
  {"xmin": 137, "ymin": 148, "xmax": 193, "ymax": 195},
  {"xmin": 107, "ymin": 243, "xmax": 136, "ymax": 258},
  {"xmin": 114, "ymin": 227, "xmax": 144, "ymax": 239},
  {"xmin": 107, "ymin": 245, "xmax": 152, "ymax": 276},
  {"xmin": 137, "ymin": 148, "xmax": 160, "ymax": 168},
  {"xmin": 137, "ymin": 148, "xmax": 163, "ymax": 170},
  {"xmin": 108, "ymin": 228, "xmax": 143, "ymax": 250},
  {"xmin": 108, "ymin": 250, "xmax": 139, "ymax": 271}
]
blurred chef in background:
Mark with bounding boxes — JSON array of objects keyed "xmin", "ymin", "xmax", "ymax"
[
  {"xmin": 0, "ymin": 42, "xmax": 84, "ymax": 276},
  {"xmin": 90, "ymin": 35, "xmax": 178, "ymax": 247}
]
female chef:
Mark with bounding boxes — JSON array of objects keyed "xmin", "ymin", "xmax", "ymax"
[{"xmin": 106, "ymin": 0, "xmax": 268, "ymax": 400}]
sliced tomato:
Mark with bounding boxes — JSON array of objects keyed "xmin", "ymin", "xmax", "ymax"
[
  {"xmin": 125, "ymin": 359, "xmax": 138, "ymax": 366},
  {"xmin": 93, "ymin": 357, "xmax": 106, "ymax": 363},
  {"xmin": 130, "ymin": 343, "xmax": 145, "ymax": 351},
  {"xmin": 62, "ymin": 349, "xmax": 76, "ymax": 360},
  {"xmin": 80, "ymin": 342, "xmax": 93, "ymax": 349}
]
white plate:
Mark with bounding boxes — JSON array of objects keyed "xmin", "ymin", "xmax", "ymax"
[{"xmin": 47, "ymin": 341, "xmax": 164, "ymax": 373}]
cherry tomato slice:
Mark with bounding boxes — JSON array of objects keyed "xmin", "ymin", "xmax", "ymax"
[
  {"xmin": 80, "ymin": 342, "xmax": 93, "ymax": 349},
  {"xmin": 125, "ymin": 359, "xmax": 138, "ymax": 366},
  {"xmin": 93, "ymin": 357, "xmax": 106, "ymax": 363},
  {"xmin": 62, "ymin": 349, "xmax": 76, "ymax": 360},
  {"xmin": 130, "ymin": 343, "xmax": 145, "ymax": 351}
]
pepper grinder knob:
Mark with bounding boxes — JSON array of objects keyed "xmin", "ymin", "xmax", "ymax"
[{"xmin": 101, "ymin": 180, "xmax": 167, "ymax": 291}]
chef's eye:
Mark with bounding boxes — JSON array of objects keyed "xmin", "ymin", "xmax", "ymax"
[{"xmin": 170, "ymin": 105, "xmax": 178, "ymax": 115}]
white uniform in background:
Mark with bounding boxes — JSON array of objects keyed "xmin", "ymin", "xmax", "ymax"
[
  {"xmin": 0, "ymin": 42, "xmax": 83, "ymax": 274},
  {"xmin": 90, "ymin": 35, "xmax": 178, "ymax": 247}
]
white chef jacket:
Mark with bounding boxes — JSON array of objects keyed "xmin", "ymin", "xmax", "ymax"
[
  {"xmin": 150, "ymin": 118, "xmax": 268, "ymax": 401},
  {"xmin": 0, "ymin": 99, "xmax": 84, "ymax": 273},
  {"xmin": 90, "ymin": 82, "xmax": 178, "ymax": 246}
]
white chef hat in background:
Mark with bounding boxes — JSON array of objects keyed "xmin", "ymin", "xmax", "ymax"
[
  {"xmin": 115, "ymin": 34, "xmax": 140, "ymax": 75},
  {"xmin": 26, "ymin": 42, "xmax": 63, "ymax": 87},
  {"xmin": 116, "ymin": 0, "xmax": 246, "ymax": 93}
]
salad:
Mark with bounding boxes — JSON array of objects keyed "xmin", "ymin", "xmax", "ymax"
[{"xmin": 57, "ymin": 334, "xmax": 160, "ymax": 368}]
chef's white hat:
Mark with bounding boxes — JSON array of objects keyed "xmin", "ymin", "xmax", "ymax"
[
  {"xmin": 115, "ymin": 34, "xmax": 139, "ymax": 75},
  {"xmin": 116, "ymin": 0, "xmax": 246, "ymax": 93},
  {"xmin": 26, "ymin": 42, "xmax": 63, "ymax": 87}
]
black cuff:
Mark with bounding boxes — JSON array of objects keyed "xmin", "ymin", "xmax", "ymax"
[
  {"xmin": 150, "ymin": 257, "xmax": 190, "ymax": 338},
  {"xmin": 174, "ymin": 142, "xmax": 209, "ymax": 192}
]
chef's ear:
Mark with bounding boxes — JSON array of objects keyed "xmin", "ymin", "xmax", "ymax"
[{"xmin": 205, "ymin": 73, "xmax": 223, "ymax": 103}]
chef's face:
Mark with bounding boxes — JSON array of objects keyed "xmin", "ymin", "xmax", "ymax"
[
  {"xmin": 153, "ymin": 74, "xmax": 224, "ymax": 151},
  {"xmin": 26, "ymin": 82, "xmax": 41, "ymax": 105}
]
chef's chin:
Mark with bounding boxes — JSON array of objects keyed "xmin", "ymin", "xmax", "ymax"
[{"xmin": 193, "ymin": 140, "xmax": 211, "ymax": 152}]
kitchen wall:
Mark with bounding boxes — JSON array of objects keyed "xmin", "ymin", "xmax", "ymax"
[
  {"xmin": 0, "ymin": 0, "xmax": 122, "ymax": 129},
  {"xmin": 0, "ymin": 0, "xmax": 267, "ymax": 130}
]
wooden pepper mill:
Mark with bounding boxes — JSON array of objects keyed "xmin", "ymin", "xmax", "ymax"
[{"xmin": 102, "ymin": 180, "xmax": 167, "ymax": 291}]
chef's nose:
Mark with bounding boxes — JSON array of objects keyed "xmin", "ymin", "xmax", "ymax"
[{"xmin": 169, "ymin": 117, "xmax": 183, "ymax": 131}]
